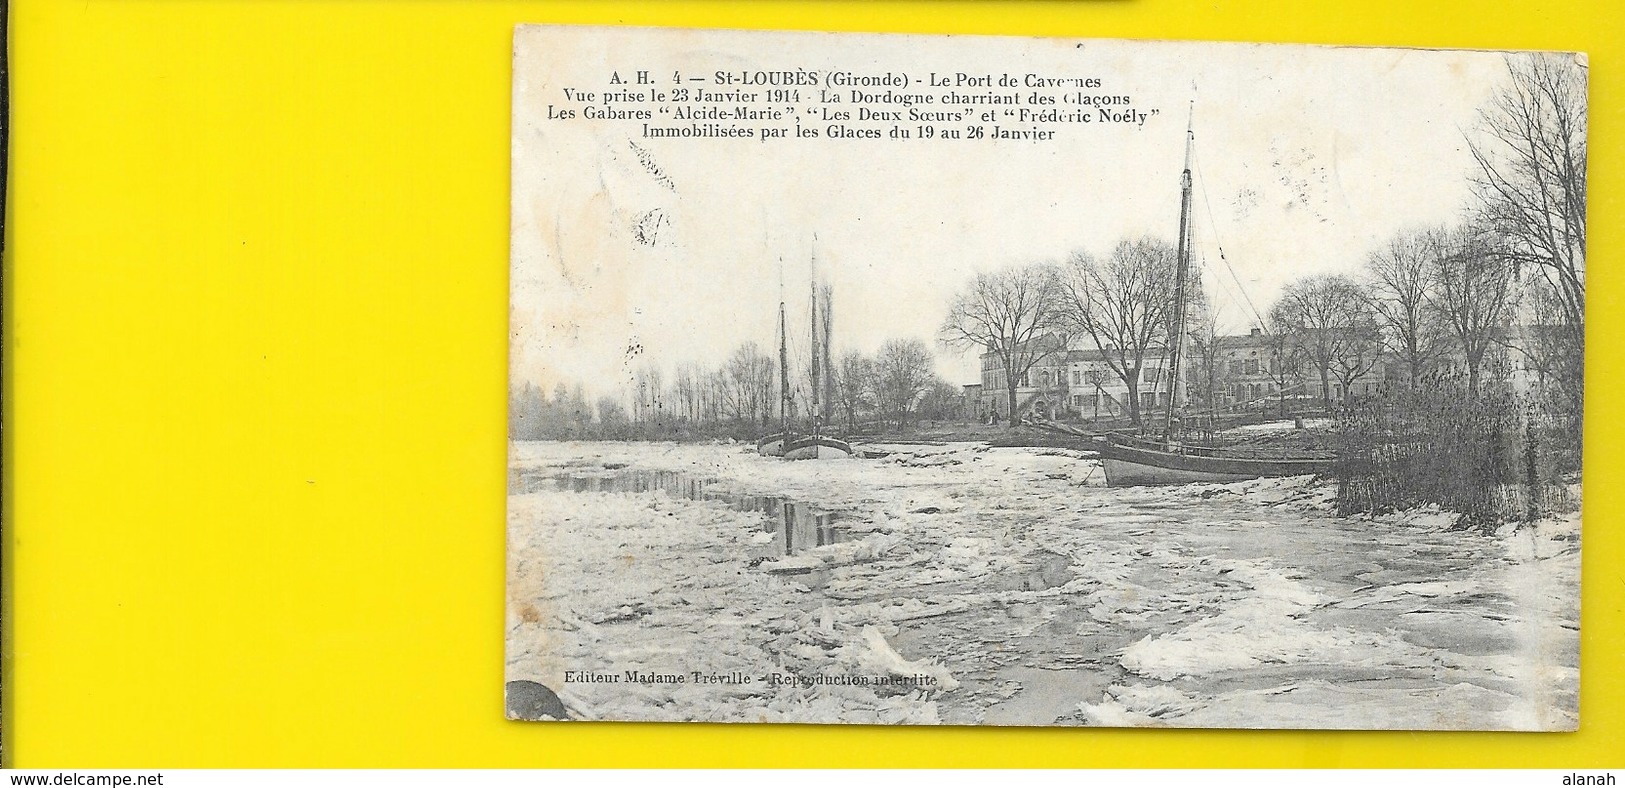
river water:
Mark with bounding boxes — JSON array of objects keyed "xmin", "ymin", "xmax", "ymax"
[{"xmin": 505, "ymin": 440, "xmax": 1578, "ymax": 729}]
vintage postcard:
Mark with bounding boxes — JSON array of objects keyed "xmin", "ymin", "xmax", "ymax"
[{"xmin": 507, "ymin": 26, "xmax": 1584, "ymax": 729}]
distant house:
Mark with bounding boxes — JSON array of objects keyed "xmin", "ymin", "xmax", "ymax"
[
  {"xmin": 974, "ymin": 334, "xmax": 1069, "ymax": 420},
  {"xmin": 1056, "ymin": 346, "xmax": 1166, "ymax": 420}
]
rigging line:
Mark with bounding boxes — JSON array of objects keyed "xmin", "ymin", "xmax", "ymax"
[
  {"xmin": 1202, "ymin": 253, "xmax": 1244, "ymax": 322},
  {"xmin": 1192, "ymin": 233, "xmax": 1247, "ymax": 324},
  {"xmin": 1192, "ymin": 144, "xmax": 1270, "ymax": 332},
  {"xmin": 1180, "ymin": 201, "xmax": 1246, "ymax": 340},
  {"xmin": 1194, "ymin": 152, "xmax": 1268, "ymax": 335},
  {"xmin": 1189, "ymin": 148, "xmax": 1259, "ymax": 329}
]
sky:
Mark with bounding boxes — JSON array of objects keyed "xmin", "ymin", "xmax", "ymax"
[{"xmin": 511, "ymin": 27, "xmax": 1523, "ymax": 398}]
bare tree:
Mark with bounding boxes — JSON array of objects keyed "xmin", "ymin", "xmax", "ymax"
[
  {"xmin": 916, "ymin": 379, "xmax": 962, "ymax": 424},
  {"xmin": 1517, "ymin": 275, "xmax": 1582, "ymax": 404},
  {"xmin": 633, "ymin": 363, "xmax": 664, "ymax": 426},
  {"xmin": 875, "ymin": 338, "xmax": 937, "ymax": 431},
  {"xmin": 1270, "ymin": 274, "xmax": 1382, "ymax": 407},
  {"xmin": 1261, "ymin": 322, "xmax": 1305, "ymax": 417},
  {"xmin": 833, "ymin": 349, "xmax": 876, "ymax": 432},
  {"xmin": 1470, "ymin": 53, "xmax": 1586, "ymax": 412},
  {"xmin": 1365, "ymin": 227, "xmax": 1449, "ymax": 387},
  {"xmin": 940, "ymin": 263, "xmax": 1068, "ymax": 428},
  {"xmin": 595, "ymin": 395, "xmax": 627, "ymax": 428},
  {"xmin": 1330, "ymin": 318, "xmax": 1384, "ymax": 403},
  {"xmin": 671, "ymin": 362, "xmax": 704, "ymax": 424},
  {"xmin": 567, "ymin": 383, "xmax": 592, "ymax": 433},
  {"xmin": 724, "ymin": 342, "xmax": 775, "ymax": 426},
  {"xmin": 1058, "ymin": 237, "xmax": 1179, "ymax": 425},
  {"xmin": 1187, "ymin": 305, "xmax": 1227, "ymax": 411},
  {"xmin": 510, "ymin": 381, "xmax": 545, "ymax": 440},
  {"xmin": 1428, "ymin": 226, "xmax": 1517, "ymax": 396},
  {"xmin": 701, "ymin": 369, "xmax": 728, "ymax": 423}
]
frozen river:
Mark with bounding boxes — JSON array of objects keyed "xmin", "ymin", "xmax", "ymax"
[{"xmin": 505, "ymin": 440, "xmax": 1579, "ymax": 729}]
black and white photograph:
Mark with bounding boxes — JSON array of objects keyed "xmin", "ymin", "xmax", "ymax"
[{"xmin": 506, "ymin": 26, "xmax": 1585, "ymax": 729}]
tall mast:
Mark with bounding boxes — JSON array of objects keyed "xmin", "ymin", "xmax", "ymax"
[
  {"xmin": 778, "ymin": 299, "xmax": 790, "ymax": 430},
  {"xmin": 809, "ymin": 236, "xmax": 822, "ymax": 435},
  {"xmin": 821, "ymin": 283, "xmax": 835, "ymax": 423},
  {"xmin": 1163, "ymin": 103, "xmax": 1195, "ymax": 444},
  {"xmin": 809, "ymin": 280, "xmax": 820, "ymax": 433}
]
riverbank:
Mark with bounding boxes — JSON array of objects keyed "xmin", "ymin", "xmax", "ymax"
[{"xmin": 518, "ymin": 417, "xmax": 1347, "ymax": 454}]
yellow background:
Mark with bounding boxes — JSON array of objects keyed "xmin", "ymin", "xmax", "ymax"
[{"xmin": 3, "ymin": 0, "xmax": 1620, "ymax": 767}]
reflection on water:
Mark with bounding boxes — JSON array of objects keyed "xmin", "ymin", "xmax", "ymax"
[
  {"xmin": 522, "ymin": 467, "xmax": 842, "ymax": 556},
  {"xmin": 776, "ymin": 500, "xmax": 840, "ymax": 556}
]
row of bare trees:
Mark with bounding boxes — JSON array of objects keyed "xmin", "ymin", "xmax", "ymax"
[
  {"xmin": 510, "ymin": 342, "xmax": 781, "ymax": 440},
  {"xmin": 1359, "ymin": 226, "xmax": 1514, "ymax": 395},
  {"xmin": 941, "ymin": 54, "xmax": 1584, "ymax": 432},
  {"xmin": 1264, "ymin": 229, "xmax": 1521, "ymax": 413},
  {"xmin": 833, "ymin": 340, "xmax": 959, "ymax": 431},
  {"xmin": 1251, "ymin": 54, "xmax": 1584, "ymax": 421},
  {"xmin": 937, "ymin": 223, "xmax": 1539, "ymax": 429},
  {"xmin": 1470, "ymin": 52, "xmax": 1586, "ymax": 417},
  {"xmin": 512, "ymin": 336, "xmax": 955, "ymax": 441},
  {"xmin": 1355, "ymin": 52, "xmax": 1584, "ymax": 417}
]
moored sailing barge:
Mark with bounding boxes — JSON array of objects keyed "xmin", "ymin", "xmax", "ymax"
[{"xmin": 1057, "ymin": 109, "xmax": 1334, "ymax": 487}]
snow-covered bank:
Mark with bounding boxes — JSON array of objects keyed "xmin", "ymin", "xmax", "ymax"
[{"xmin": 507, "ymin": 440, "xmax": 1578, "ymax": 729}]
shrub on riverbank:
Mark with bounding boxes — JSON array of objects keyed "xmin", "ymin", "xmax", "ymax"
[{"xmin": 1333, "ymin": 383, "xmax": 1579, "ymax": 528}]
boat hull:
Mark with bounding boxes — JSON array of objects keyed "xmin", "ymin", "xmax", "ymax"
[
  {"xmin": 1101, "ymin": 457, "xmax": 1266, "ymax": 486},
  {"xmin": 1095, "ymin": 439, "xmax": 1332, "ymax": 487},
  {"xmin": 756, "ymin": 432, "xmax": 792, "ymax": 457},
  {"xmin": 783, "ymin": 435, "xmax": 854, "ymax": 460}
]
